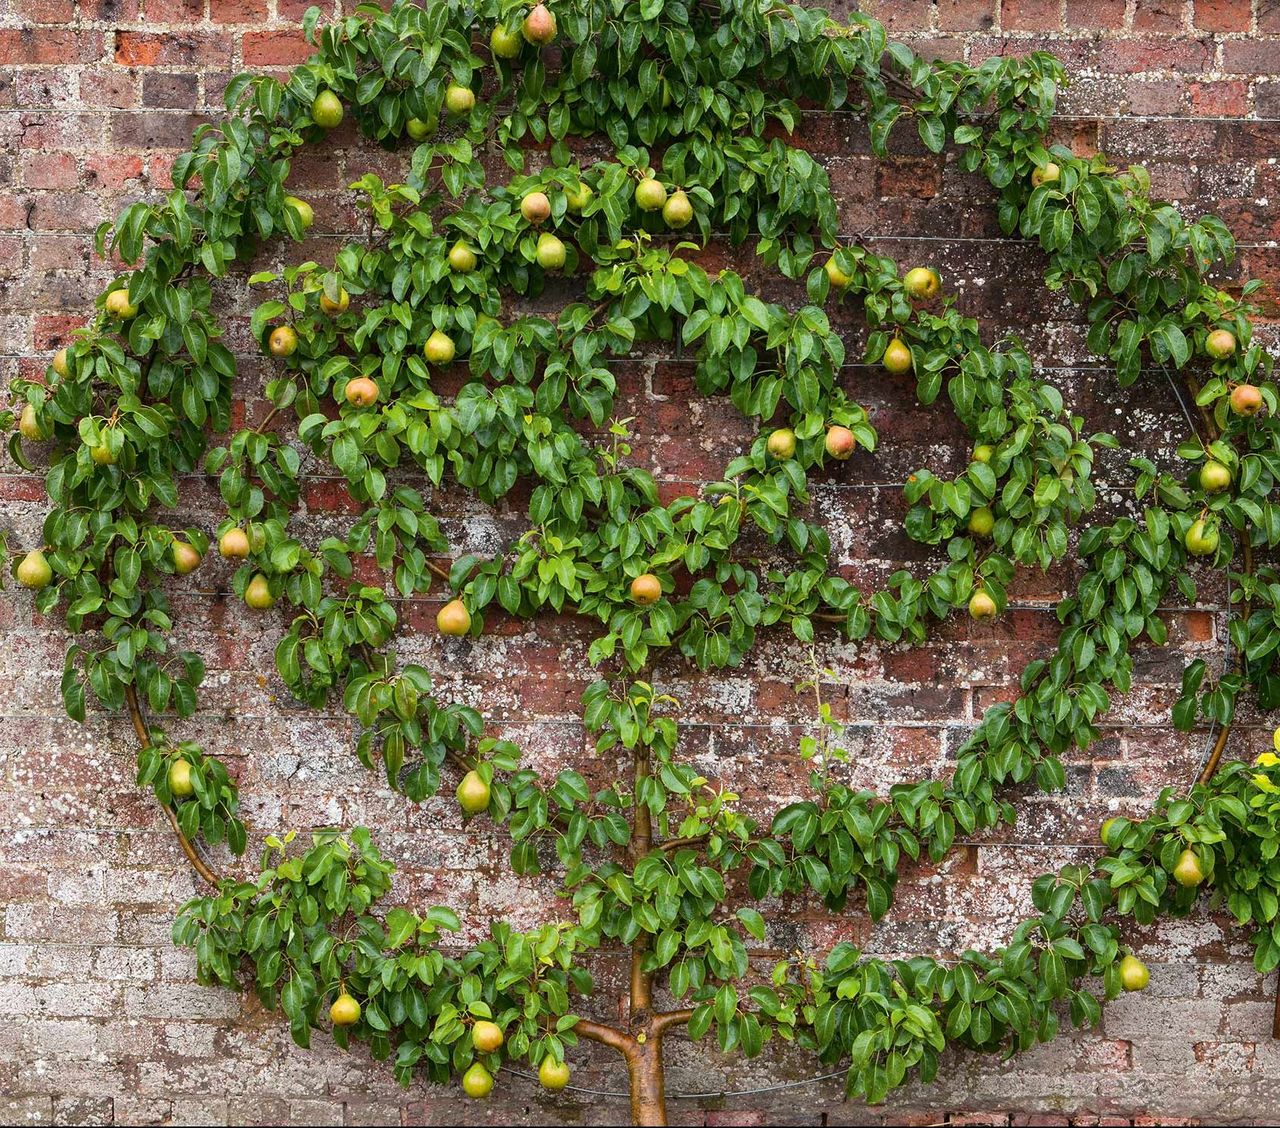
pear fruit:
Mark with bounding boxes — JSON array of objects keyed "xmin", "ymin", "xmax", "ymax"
[
  {"xmin": 19, "ymin": 404, "xmax": 46, "ymax": 441},
  {"xmin": 268, "ymin": 326, "xmax": 298, "ymax": 357},
  {"xmin": 634, "ymin": 177, "xmax": 667, "ymax": 212},
  {"xmin": 425, "ymin": 330, "xmax": 456, "ymax": 365},
  {"xmin": 168, "ymin": 759, "xmax": 195, "ymax": 799},
  {"xmin": 903, "ymin": 267, "xmax": 940, "ymax": 301},
  {"xmin": 320, "ymin": 288, "xmax": 350, "ymax": 315},
  {"xmin": 472, "ymin": 1020, "xmax": 503, "ymax": 1053},
  {"xmin": 1206, "ymin": 329, "xmax": 1237, "ymax": 360},
  {"xmin": 967, "ymin": 506, "xmax": 994, "ymax": 537},
  {"xmin": 824, "ymin": 425, "xmax": 856, "ymax": 460},
  {"xmin": 105, "ymin": 289, "xmax": 138, "ymax": 319},
  {"xmin": 662, "ymin": 190, "xmax": 693, "ymax": 229},
  {"xmin": 437, "ymin": 598, "xmax": 472, "ymax": 636},
  {"xmin": 521, "ymin": 191, "xmax": 551, "ymax": 224},
  {"xmin": 445, "ymin": 83, "xmax": 475, "ymax": 115},
  {"xmin": 825, "ymin": 257, "xmax": 852, "ymax": 289},
  {"xmin": 565, "ymin": 182, "xmax": 592, "ymax": 213},
  {"xmin": 283, "ymin": 195, "xmax": 314, "ymax": 230},
  {"xmin": 883, "ymin": 339, "xmax": 912, "ymax": 375},
  {"xmin": 1184, "ymin": 518, "xmax": 1219, "ymax": 557},
  {"xmin": 219, "ymin": 528, "xmax": 250, "ymax": 559},
  {"xmin": 90, "ymin": 442, "xmax": 117, "ymax": 466},
  {"xmin": 244, "ymin": 573, "xmax": 275, "ymax": 610},
  {"xmin": 1031, "ymin": 162, "xmax": 1060, "ymax": 187},
  {"xmin": 630, "ymin": 573, "xmax": 662, "ymax": 605},
  {"xmin": 1199, "ymin": 460, "xmax": 1231, "ymax": 493},
  {"xmin": 311, "ymin": 90, "xmax": 344, "ymax": 128},
  {"xmin": 972, "ymin": 444, "xmax": 994, "ymax": 464},
  {"xmin": 52, "ymin": 348, "xmax": 70, "ymax": 378},
  {"xmin": 330, "ymin": 993, "xmax": 361, "ymax": 1025},
  {"xmin": 171, "ymin": 541, "xmax": 202, "ymax": 575},
  {"xmin": 462, "ymin": 1062, "xmax": 494, "ymax": 1099},
  {"xmin": 16, "ymin": 549, "xmax": 53, "ymax": 590},
  {"xmin": 522, "ymin": 2, "xmax": 557, "ymax": 44},
  {"xmin": 766, "ymin": 428, "xmax": 796, "ymax": 460},
  {"xmin": 539, "ymin": 1056, "xmax": 570, "ymax": 1091},
  {"xmin": 491, "ymin": 23, "xmax": 522, "ymax": 58},
  {"xmin": 345, "ymin": 377, "xmax": 380, "ymax": 408},
  {"xmin": 448, "ymin": 241, "xmax": 478, "ymax": 273},
  {"xmin": 1173, "ymin": 847, "xmax": 1205, "ymax": 888},
  {"xmin": 1119, "ymin": 954, "xmax": 1149, "ymax": 992},
  {"xmin": 457, "ymin": 770, "xmax": 490, "ymax": 815},
  {"xmin": 536, "ymin": 232, "xmax": 566, "ymax": 270},
  {"xmin": 1230, "ymin": 383, "xmax": 1262, "ymax": 416},
  {"xmin": 968, "ymin": 590, "xmax": 997, "ymax": 620},
  {"xmin": 405, "ymin": 116, "xmax": 433, "ymax": 140}
]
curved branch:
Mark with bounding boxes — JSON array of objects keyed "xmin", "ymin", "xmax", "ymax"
[
  {"xmin": 124, "ymin": 686, "xmax": 221, "ymax": 889},
  {"xmin": 573, "ymin": 1017, "xmax": 635, "ymax": 1056},
  {"xmin": 651, "ymin": 1008, "xmax": 694, "ymax": 1035}
]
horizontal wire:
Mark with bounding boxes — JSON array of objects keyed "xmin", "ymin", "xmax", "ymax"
[{"xmin": 500, "ymin": 1062, "xmax": 849, "ymax": 1100}]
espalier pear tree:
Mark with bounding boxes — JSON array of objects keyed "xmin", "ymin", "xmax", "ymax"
[{"xmin": 7, "ymin": 1, "xmax": 1280, "ymax": 1125}]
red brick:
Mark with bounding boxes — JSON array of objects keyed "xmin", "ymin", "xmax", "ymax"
[
  {"xmin": 938, "ymin": 0, "xmax": 996, "ymax": 28},
  {"xmin": 21, "ymin": 151, "xmax": 78, "ymax": 190},
  {"xmin": 113, "ymin": 31, "xmax": 232, "ymax": 67},
  {"xmin": 1133, "ymin": 0, "xmax": 1185, "ymax": 31},
  {"xmin": 857, "ymin": 0, "xmax": 933, "ymax": 32},
  {"xmin": 1262, "ymin": 0, "xmax": 1280, "ymax": 33},
  {"xmin": 242, "ymin": 31, "xmax": 314, "ymax": 67},
  {"xmin": 1193, "ymin": 0, "xmax": 1252, "ymax": 32},
  {"xmin": 0, "ymin": 28, "xmax": 102, "ymax": 64},
  {"xmin": 1065, "ymin": 0, "xmax": 1127, "ymax": 26},
  {"xmin": 1223, "ymin": 39, "xmax": 1280, "ymax": 74},
  {"xmin": 209, "ymin": 0, "xmax": 268, "ymax": 20},
  {"xmin": 1001, "ymin": 0, "xmax": 1060, "ymax": 30}
]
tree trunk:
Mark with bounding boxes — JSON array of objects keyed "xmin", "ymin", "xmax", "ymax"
[{"xmin": 626, "ymin": 1034, "xmax": 669, "ymax": 1126}]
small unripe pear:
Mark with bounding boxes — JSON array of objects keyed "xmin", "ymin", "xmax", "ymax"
[
  {"xmin": 1205, "ymin": 329, "xmax": 1237, "ymax": 360},
  {"xmin": 19, "ymin": 404, "xmax": 46, "ymax": 441},
  {"xmin": 635, "ymin": 177, "xmax": 667, "ymax": 212},
  {"xmin": 662, "ymin": 190, "xmax": 693, "ymax": 229},
  {"xmin": 330, "ymin": 993, "xmax": 361, "ymax": 1025},
  {"xmin": 168, "ymin": 759, "xmax": 195, "ymax": 798},
  {"xmin": 967, "ymin": 506, "xmax": 994, "ymax": 537},
  {"xmin": 445, "ymin": 83, "xmax": 475, "ymax": 116},
  {"xmin": 437, "ymin": 598, "xmax": 472, "ymax": 636},
  {"xmin": 424, "ymin": 330, "xmax": 456, "ymax": 365},
  {"xmin": 448, "ymin": 241, "xmax": 478, "ymax": 273},
  {"xmin": 268, "ymin": 325, "xmax": 298, "ymax": 357},
  {"xmin": 1184, "ymin": 518, "xmax": 1219, "ymax": 557},
  {"xmin": 536, "ymin": 232, "xmax": 566, "ymax": 270},
  {"xmin": 16, "ymin": 549, "xmax": 53, "ymax": 590},
  {"xmin": 825, "ymin": 257, "xmax": 852, "ymax": 289},
  {"xmin": 244, "ymin": 573, "xmax": 275, "ymax": 609},
  {"xmin": 1199, "ymin": 460, "xmax": 1232, "ymax": 494},
  {"xmin": 283, "ymin": 195, "xmax": 314, "ymax": 230},
  {"xmin": 968, "ymin": 590, "xmax": 997, "ymax": 620},
  {"xmin": 52, "ymin": 348, "xmax": 70, "ymax": 378},
  {"xmin": 456, "ymin": 770, "xmax": 490, "ymax": 815},
  {"xmin": 471, "ymin": 1020, "xmax": 503, "ymax": 1053},
  {"xmin": 90, "ymin": 442, "xmax": 116, "ymax": 466},
  {"xmin": 405, "ymin": 116, "xmax": 433, "ymax": 140},
  {"xmin": 1031, "ymin": 162, "xmax": 1060, "ymax": 188},
  {"xmin": 972, "ymin": 444, "xmax": 994, "ymax": 464},
  {"xmin": 311, "ymin": 90, "xmax": 344, "ymax": 128},
  {"xmin": 320, "ymin": 288, "xmax": 350, "ymax": 315},
  {"xmin": 883, "ymin": 339, "xmax": 912, "ymax": 375},
  {"xmin": 903, "ymin": 267, "xmax": 940, "ymax": 301},
  {"xmin": 565, "ymin": 182, "xmax": 592, "ymax": 213},
  {"xmin": 766, "ymin": 428, "xmax": 796, "ymax": 460},
  {"xmin": 1230, "ymin": 383, "xmax": 1263, "ymax": 416},
  {"xmin": 491, "ymin": 23, "xmax": 522, "ymax": 58},
  {"xmin": 462, "ymin": 1061, "xmax": 494, "ymax": 1099},
  {"xmin": 1119, "ymin": 954, "xmax": 1149, "ymax": 992},
  {"xmin": 539, "ymin": 1056, "xmax": 570, "ymax": 1091},
  {"xmin": 105, "ymin": 288, "xmax": 138, "ymax": 319},
  {"xmin": 1173, "ymin": 847, "xmax": 1205, "ymax": 888}
]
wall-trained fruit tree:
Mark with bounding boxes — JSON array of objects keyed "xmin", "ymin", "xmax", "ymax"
[{"xmin": 7, "ymin": 0, "xmax": 1280, "ymax": 1124}]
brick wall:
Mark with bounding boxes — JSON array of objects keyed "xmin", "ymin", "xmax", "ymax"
[{"xmin": 3, "ymin": 0, "xmax": 1280, "ymax": 1125}]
